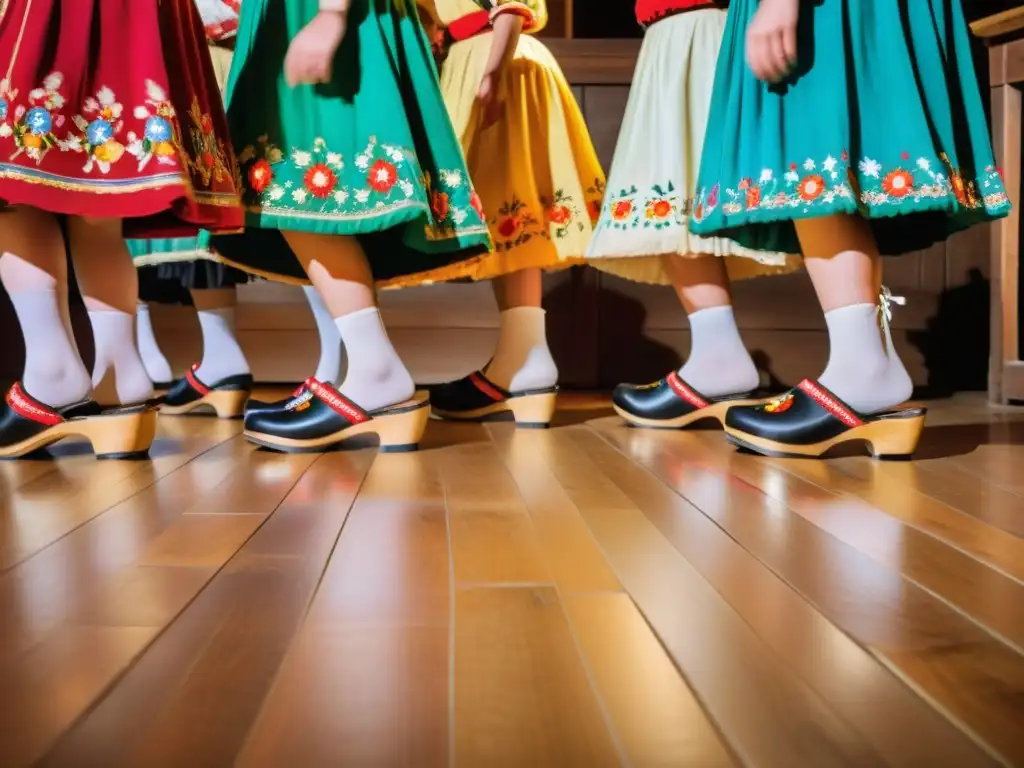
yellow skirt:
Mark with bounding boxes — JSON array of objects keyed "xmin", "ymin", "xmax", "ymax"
[{"xmin": 435, "ymin": 32, "xmax": 605, "ymax": 282}]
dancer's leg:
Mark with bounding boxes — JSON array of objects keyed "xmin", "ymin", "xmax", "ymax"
[
  {"xmin": 795, "ymin": 215, "xmax": 911, "ymax": 414},
  {"xmin": 0, "ymin": 208, "xmax": 92, "ymax": 407},
  {"xmin": 284, "ymin": 231, "xmax": 413, "ymax": 411},
  {"xmin": 136, "ymin": 301, "xmax": 174, "ymax": 384},
  {"xmin": 661, "ymin": 254, "xmax": 759, "ymax": 397},
  {"xmin": 66, "ymin": 216, "xmax": 154, "ymax": 405},
  {"xmin": 485, "ymin": 268, "xmax": 557, "ymax": 392},
  {"xmin": 190, "ymin": 287, "xmax": 251, "ymax": 383},
  {"xmin": 302, "ymin": 284, "xmax": 344, "ymax": 384}
]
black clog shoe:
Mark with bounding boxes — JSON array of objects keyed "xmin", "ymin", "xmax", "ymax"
[
  {"xmin": 0, "ymin": 382, "xmax": 158, "ymax": 460},
  {"xmin": 425, "ymin": 370, "xmax": 557, "ymax": 428},
  {"xmin": 243, "ymin": 378, "xmax": 430, "ymax": 454},
  {"xmin": 723, "ymin": 379, "xmax": 927, "ymax": 459},
  {"xmin": 244, "ymin": 382, "xmax": 308, "ymax": 420},
  {"xmin": 613, "ymin": 371, "xmax": 768, "ymax": 429},
  {"xmin": 160, "ymin": 363, "xmax": 253, "ymax": 419}
]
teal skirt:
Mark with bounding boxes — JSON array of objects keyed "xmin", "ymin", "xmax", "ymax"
[
  {"xmin": 129, "ymin": 234, "xmax": 251, "ymax": 303},
  {"xmin": 211, "ymin": 0, "xmax": 492, "ymax": 287},
  {"xmin": 128, "ymin": 234, "xmax": 216, "ymax": 267},
  {"xmin": 690, "ymin": 0, "xmax": 1011, "ymax": 255}
]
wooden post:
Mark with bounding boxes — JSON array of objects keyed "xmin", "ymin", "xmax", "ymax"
[{"xmin": 973, "ymin": 9, "xmax": 1024, "ymax": 403}]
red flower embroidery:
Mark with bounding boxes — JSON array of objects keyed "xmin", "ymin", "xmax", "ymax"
[
  {"xmin": 611, "ymin": 200, "xmax": 633, "ymax": 221},
  {"xmin": 304, "ymin": 163, "xmax": 337, "ymax": 198},
  {"xmin": 200, "ymin": 114, "xmax": 213, "ymax": 134},
  {"xmin": 797, "ymin": 174, "xmax": 825, "ymax": 201},
  {"xmin": 432, "ymin": 190, "xmax": 449, "ymax": 220},
  {"xmin": 693, "ymin": 202, "xmax": 704, "ymax": 221},
  {"xmin": 647, "ymin": 199, "xmax": 672, "ymax": 218},
  {"xmin": 202, "ymin": 150, "xmax": 215, "ymax": 169},
  {"xmin": 249, "ymin": 159, "xmax": 272, "ymax": 193},
  {"xmin": 549, "ymin": 204, "xmax": 572, "ymax": 224},
  {"xmin": 707, "ymin": 184, "xmax": 719, "ymax": 209},
  {"xmin": 367, "ymin": 159, "xmax": 398, "ymax": 193},
  {"xmin": 882, "ymin": 169, "xmax": 913, "ymax": 198},
  {"xmin": 587, "ymin": 199, "xmax": 601, "ymax": 221},
  {"xmin": 840, "ymin": 150, "xmax": 848, "ymax": 161},
  {"xmin": 789, "ymin": 162, "xmax": 797, "ymax": 171},
  {"xmin": 498, "ymin": 216, "xmax": 520, "ymax": 238},
  {"xmin": 738, "ymin": 178, "xmax": 751, "ymax": 190},
  {"xmin": 470, "ymin": 190, "xmax": 484, "ymax": 218},
  {"xmin": 901, "ymin": 151, "xmax": 910, "ymax": 160},
  {"xmin": 745, "ymin": 186, "xmax": 761, "ymax": 210}
]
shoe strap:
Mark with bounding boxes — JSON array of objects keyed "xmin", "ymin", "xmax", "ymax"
[{"xmin": 878, "ymin": 286, "xmax": 905, "ymax": 358}]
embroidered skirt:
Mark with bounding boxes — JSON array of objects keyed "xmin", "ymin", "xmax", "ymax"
[
  {"xmin": 0, "ymin": 0, "xmax": 242, "ymax": 236},
  {"xmin": 690, "ymin": 0, "xmax": 1011, "ymax": 255},
  {"xmin": 586, "ymin": 9, "xmax": 799, "ymax": 283},
  {"xmin": 210, "ymin": 0, "xmax": 492, "ymax": 288},
  {"xmin": 433, "ymin": 30, "xmax": 605, "ymax": 281}
]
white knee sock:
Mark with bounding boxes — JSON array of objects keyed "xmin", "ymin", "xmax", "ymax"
[
  {"xmin": 483, "ymin": 307, "xmax": 558, "ymax": 392},
  {"xmin": 333, "ymin": 307, "xmax": 414, "ymax": 411},
  {"xmin": 88, "ymin": 309, "xmax": 155, "ymax": 405},
  {"xmin": 194, "ymin": 306, "xmax": 250, "ymax": 384},
  {"xmin": 136, "ymin": 302, "xmax": 174, "ymax": 384},
  {"xmin": 303, "ymin": 285, "xmax": 343, "ymax": 383},
  {"xmin": 817, "ymin": 302, "xmax": 913, "ymax": 414},
  {"xmin": 678, "ymin": 305, "xmax": 760, "ymax": 397},
  {"xmin": 8, "ymin": 290, "xmax": 92, "ymax": 408}
]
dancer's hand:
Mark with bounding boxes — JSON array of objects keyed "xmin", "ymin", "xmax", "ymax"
[
  {"xmin": 746, "ymin": 0, "xmax": 799, "ymax": 83},
  {"xmin": 476, "ymin": 72, "xmax": 502, "ymax": 129},
  {"xmin": 284, "ymin": 11, "xmax": 347, "ymax": 87}
]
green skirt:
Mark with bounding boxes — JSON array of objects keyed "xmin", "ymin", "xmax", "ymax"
[
  {"xmin": 211, "ymin": 0, "xmax": 492, "ymax": 287},
  {"xmin": 690, "ymin": 0, "xmax": 1010, "ymax": 255}
]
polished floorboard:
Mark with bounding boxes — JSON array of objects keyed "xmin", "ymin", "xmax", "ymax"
[{"xmin": 1, "ymin": 391, "xmax": 1023, "ymax": 766}]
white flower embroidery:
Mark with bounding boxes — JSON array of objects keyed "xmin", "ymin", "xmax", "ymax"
[
  {"xmin": 441, "ymin": 169, "xmax": 463, "ymax": 187},
  {"xmin": 326, "ymin": 152, "xmax": 343, "ymax": 169},
  {"xmin": 355, "ymin": 189, "xmax": 370, "ymax": 203},
  {"xmin": 291, "ymin": 188, "xmax": 308, "ymax": 204},
  {"xmin": 759, "ymin": 168, "xmax": 773, "ymax": 182},
  {"xmin": 292, "ymin": 149, "xmax": 312, "ymax": 167},
  {"xmin": 803, "ymin": 158, "xmax": 815, "ymax": 171},
  {"xmin": 399, "ymin": 180, "xmax": 414, "ymax": 197},
  {"xmin": 333, "ymin": 189, "xmax": 349, "ymax": 204},
  {"xmin": 859, "ymin": 158, "xmax": 881, "ymax": 178},
  {"xmin": 268, "ymin": 186, "xmax": 285, "ymax": 201},
  {"xmin": 916, "ymin": 157, "xmax": 931, "ymax": 171},
  {"xmin": 822, "ymin": 155, "xmax": 837, "ymax": 173}
]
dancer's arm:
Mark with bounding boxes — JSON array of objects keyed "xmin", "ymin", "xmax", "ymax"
[
  {"xmin": 284, "ymin": 0, "xmax": 351, "ymax": 86},
  {"xmin": 477, "ymin": 2, "xmax": 534, "ymax": 127},
  {"xmin": 746, "ymin": 0, "xmax": 799, "ymax": 83}
]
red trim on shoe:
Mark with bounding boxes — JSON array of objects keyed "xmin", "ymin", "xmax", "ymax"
[
  {"xmin": 797, "ymin": 379, "xmax": 864, "ymax": 428},
  {"xmin": 185, "ymin": 364, "xmax": 212, "ymax": 396},
  {"xmin": 307, "ymin": 379, "xmax": 370, "ymax": 424},
  {"xmin": 469, "ymin": 372, "xmax": 507, "ymax": 402},
  {"xmin": 666, "ymin": 372, "xmax": 709, "ymax": 410},
  {"xmin": 6, "ymin": 383, "xmax": 64, "ymax": 427}
]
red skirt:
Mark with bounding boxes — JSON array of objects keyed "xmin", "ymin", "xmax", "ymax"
[{"xmin": 0, "ymin": 0, "xmax": 242, "ymax": 237}]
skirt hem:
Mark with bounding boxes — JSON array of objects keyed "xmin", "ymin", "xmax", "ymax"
[{"xmin": 692, "ymin": 195, "xmax": 1010, "ymax": 255}]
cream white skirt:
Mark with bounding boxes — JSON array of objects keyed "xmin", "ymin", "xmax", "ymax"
[{"xmin": 585, "ymin": 10, "xmax": 800, "ymax": 283}]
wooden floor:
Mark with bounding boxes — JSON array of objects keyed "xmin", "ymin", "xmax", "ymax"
[{"xmin": 2, "ymin": 392, "xmax": 1024, "ymax": 766}]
